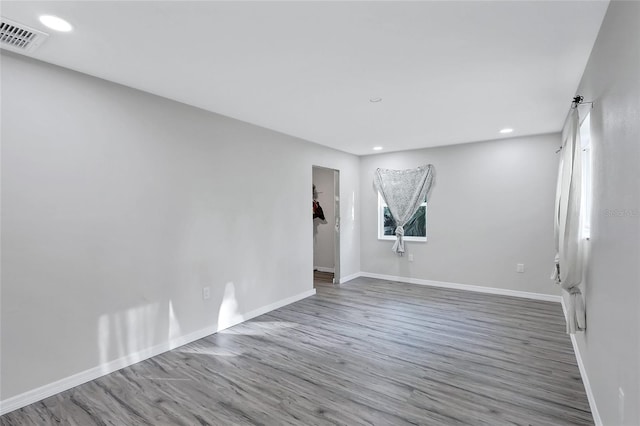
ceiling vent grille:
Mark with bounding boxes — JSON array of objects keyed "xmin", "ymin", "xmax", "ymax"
[{"xmin": 1, "ymin": 17, "xmax": 49, "ymax": 53}]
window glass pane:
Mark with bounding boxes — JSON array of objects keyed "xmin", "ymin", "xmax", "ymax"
[
  {"xmin": 378, "ymin": 193, "xmax": 427, "ymax": 241},
  {"xmin": 383, "ymin": 206, "xmax": 426, "ymax": 237}
]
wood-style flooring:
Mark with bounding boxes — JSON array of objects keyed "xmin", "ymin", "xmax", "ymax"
[
  {"xmin": 1, "ymin": 277, "xmax": 593, "ymax": 425},
  {"xmin": 314, "ymin": 270, "xmax": 335, "ymax": 287}
]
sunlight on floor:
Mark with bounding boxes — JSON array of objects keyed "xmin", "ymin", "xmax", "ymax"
[
  {"xmin": 219, "ymin": 320, "xmax": 300, "ymax": 336},
  {"xmin": 178, "ymin": 347, "xmax": 242, "ymax": 357}
]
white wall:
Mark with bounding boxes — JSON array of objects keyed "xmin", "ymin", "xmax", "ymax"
[
  {"xmin": 570, "ymin": 2, "xmax": 640, "ymax": 425},
  {"xmin": 0, "ymin": 52, "xmax": 360, "ymax": 402},
  {"xmin": 312, "ymin": 167, "xmax": 335, "ymax": 271},
  {"xmin": 360, "ymin": 134, "xmax": 561, "ymax": 295}
]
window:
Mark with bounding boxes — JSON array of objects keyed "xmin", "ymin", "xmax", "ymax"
[
  {"xmin": 377, "ymin": 193, "xmax": 427, "ymax": 241},
  {"xmin": 579, "ymin": 113, "xmax": 592, "ymax": 239}
]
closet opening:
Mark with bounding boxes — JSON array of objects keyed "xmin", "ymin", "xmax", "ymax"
[{"xmin": 312, "ymin": 166, "xmax": 340, "ymax": 287}]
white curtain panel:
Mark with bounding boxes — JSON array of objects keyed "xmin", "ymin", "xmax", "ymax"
[
  {"xmin": 374, "ymin": 165, "xmax": 435, "ymax": 255},
  {"xmin": 552, "ymin": 109, "xmax": 585, "ymax": 334}
]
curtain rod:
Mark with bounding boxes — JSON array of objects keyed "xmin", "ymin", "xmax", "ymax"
[
  {"xmin": 556, "ymin": 96, "xmax": 594, "ymax": 153},
  {"xmin": 571, "ymin": 95, "xmax": 593, "ymax": 109}
]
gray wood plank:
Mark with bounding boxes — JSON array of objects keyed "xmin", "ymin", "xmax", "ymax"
[{"xmin": 1, "ymin": 277, "xmax": 593, "ymax": 426}]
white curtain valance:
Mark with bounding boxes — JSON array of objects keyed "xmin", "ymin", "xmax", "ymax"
[
  {"xmin": 374, "ymin": 164, "xmax": 435, "ymax": 255},
  {"xmin": 552, "ymin": 109, "xmax": 585, "ymax": 334}
]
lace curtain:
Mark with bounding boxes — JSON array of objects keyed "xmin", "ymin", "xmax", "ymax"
[
  {"xmin": 552, "ymin": 109, "xmax": 585, "ymax": 334},
  {"xmin": 374, "ymin": 165, "xmax": 435, "ymax": 255}
]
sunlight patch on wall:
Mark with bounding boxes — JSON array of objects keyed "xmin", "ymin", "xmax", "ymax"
[
  {"xmin": 351, "ymin": 191, "xmax": 355, "ymax": 221},
  {"xmin": 217, "ymin": 282, "xmax": 242, "ymax": 330},
  {"xmin": 97, "ymin": 302, "xmax": 161, "ymax": 371},
  {"xmin": 168, "ymin": 300, "xmax": 182, "ymax": 342}
]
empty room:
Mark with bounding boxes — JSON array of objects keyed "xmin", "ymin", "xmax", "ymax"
[{"xmin": 1, "ymin": 1, "xmax": 638, "ymax": 425}]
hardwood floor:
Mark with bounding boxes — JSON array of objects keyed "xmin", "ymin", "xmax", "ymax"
[
  {"xmin": 314, "ymin": 270, "xmax": 335, "ymax": 287},
  {"xmin": 1, "ymin": 277, "xmax": 593, "ymax": 425}
]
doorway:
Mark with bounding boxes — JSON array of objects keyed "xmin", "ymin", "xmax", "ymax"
[{"xmin": 312, "ymin": 166, "xmax": 340, "ymax": 286}]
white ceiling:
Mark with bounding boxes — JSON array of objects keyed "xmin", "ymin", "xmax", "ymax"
[{"xmin": 2, "ymin": 1, "xmax": 609, "ymax": 155}]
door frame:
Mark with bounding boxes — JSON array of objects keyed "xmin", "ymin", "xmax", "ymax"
[
  {"xmin": 312, "ymin": 166, "xmax": 340, "ymax": 284},
  {"xmin": 332, "ymin": 169, "xmax": 340, "ymax": 284}
]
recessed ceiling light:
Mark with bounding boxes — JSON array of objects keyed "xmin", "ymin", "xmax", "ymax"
[
  {"xmin": 39, "ymin": 15, "xmax": 73, "ymax": 32},
  {"xmin": 369, "ymin": 97, "xmax": 383, "ymax": 103},
  {"xmin": 373, "ymin": 146, "xmax": 383, "ymax": 151},
  {"xmin": 499, "ymin": 128, "xmax": 514, "ymax": 134}
]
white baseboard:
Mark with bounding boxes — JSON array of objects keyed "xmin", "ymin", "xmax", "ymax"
[
  {"xmin": 339, "ymin": 271, "xmax": 362, "ymax": 284},
  {"xmin": 560, "ymin": 298, "xmax": 601, "ymax": 426},
  {"xmin": 359, "ymin": 272, "xmax": 562, "ymax": 303},
  {"xmin": 0, "ymin": 289, "xmax": 316, "ymax": 416},
  {"xmin": 314, "ymin": 266, "xmax": 335, "ymax": 273}
]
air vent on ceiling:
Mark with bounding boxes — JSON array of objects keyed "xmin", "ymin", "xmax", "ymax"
[{"xmin": 1, "ymin": 17, "xmax": 49, "ymax": 53}]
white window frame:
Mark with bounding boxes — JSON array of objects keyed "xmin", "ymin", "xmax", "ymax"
[
  {"xmin": 579, "ymin": 112, "xmax": 592, "ymax": 240},
  {"xmin": 377, "ymin": 193, "xmax": 427, "ymax": 242}
]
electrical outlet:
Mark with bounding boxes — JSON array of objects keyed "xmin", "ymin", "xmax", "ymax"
[
  {"xmin": 618, "ymin": 387, "xmax": 625, "ymax": 424},
  {"xmin": 516, "ymin": 263, "xmax": 525, "ymax": 273},
  {"xmin": 202, "ymin": 286, "xmax": 211, "ymax": 300},
  {"xmin": 408, "ymin": 254, "xmax": 414, "ymax": 262}
]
